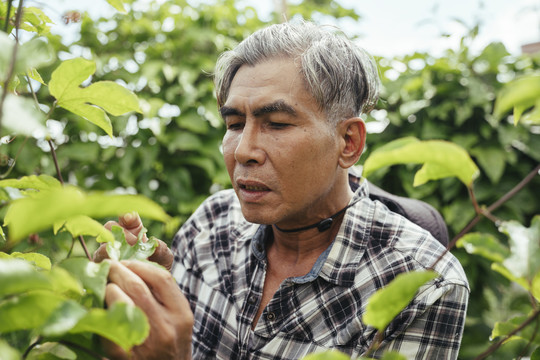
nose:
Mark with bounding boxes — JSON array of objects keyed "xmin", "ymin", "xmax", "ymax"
[{"xmin": 234, "ymin": 122, "xmax": 265, "ymax": 165}]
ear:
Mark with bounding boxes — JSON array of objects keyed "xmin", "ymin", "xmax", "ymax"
[{"xmin": 337, "ymin": 117, "xmax": 366, "ymax": 169}]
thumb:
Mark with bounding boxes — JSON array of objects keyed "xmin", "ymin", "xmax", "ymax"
[{"xmin": 119, "ymin": 212, "xmax": 148, "ymax": 243}]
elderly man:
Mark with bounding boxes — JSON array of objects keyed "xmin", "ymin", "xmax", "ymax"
[{"xmin": 103, "ymin": 22, "xmax": 469, "ymax": 360}]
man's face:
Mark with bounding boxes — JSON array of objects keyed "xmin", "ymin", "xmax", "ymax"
[{"xmin": 221, "ymin": 58, "xmax": 344, "ymax": 228}]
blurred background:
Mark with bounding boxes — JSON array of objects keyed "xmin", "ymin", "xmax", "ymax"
[{"xmin": 3, "ymin": 0, "xmax": 540, "ymax": 359}]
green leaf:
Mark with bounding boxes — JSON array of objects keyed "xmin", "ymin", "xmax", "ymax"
[
  {"xmin": 2, "ymin": 94, "xmax": 47, "ymax": 136},
  {"xmin": 491, "ymin": 263, "xmax": 530, "ymax": 290},
  {"xmin": 107, "ymin": 0, "xmax": 127, "ymax": 13},
  {"xmin": 490, "ymin": 314, "xmax": 540, "ymax": 344},
  {"xmin": 500, "ymin": 216, "xmax": 540, "ymax": 279},
  {"xmin": 58, "ymin": 258, "xmax": 111, "ymax": 306},
  {"xmin": 0, "ymin": 339, "xmax": 20, "ymax": 360},
  {"xmin": 363, "ymin": 138, "xmax": 479, "ymax": 187},
  {"xmin": 532, "ymin": 271, "xmax": 540, "ymax": 302},
  {"xmin": 69, "ymin": 302, "xmax": 149, "ymax": 351},
  {"xmin": 380, "ymin": 352, "xmax": 408, "ymax": 360},
  {"xmin": 531, "ymin": 346, "xmax": 540, "ymax": 360},
  {"xmin": 106, "ymin": 225, "xmax": 158, "ymax": 261},
  {"xmin": 0, "ymin": 251, "xmax": 51, "ymax": 270},
  {"xmin": 470, "ymin": 147, "xmax": 507, "ymax": 184},
  {"xmin": 0, "ymin": 290, "xmax": 66, "ymax": 333},
  {"xmin": 301, "ymin": 350, "xmax": 351, "ymax": 360},
  {"xmin": 363, "ymin": 270, "xmax": 438, "ymax": 330},
  {"xmin": 28, "ymin": 67, "xmax": 46, "ymax": 85},
  {"xmin": 26, "ymin": 342, "xmax": 77, "ymax": 360},
  {"xmin": 40, "ymin": 300, "xmax": 87, "ymax": 337},
  {"xmin": 4, "ymin": 185, "xmax": 170, "ymax": 243},
  {"xmin": 48, "ymin": 267, "xmax": 84, "ymax": 298},
  {"xmin": 49, "ymin": 58, "xmax": 141, "ymax": 136},
  {"xmin": 456, "ymin": 232, "xmax": 510, "ymax": 262},
  {"xmin": 59, "ymin": 215, "xmax": 114, "ymax": 244},
  {"xmin": 0, "ymin": 174, "xmax": 62, "ymax": 191},
  {"xmin": 0, "ymin": 258, "xmax": 52, "ymax": 297},
  {"xmin": 494, "ymin": 75, "xmax": 540, "ymax": 120}
]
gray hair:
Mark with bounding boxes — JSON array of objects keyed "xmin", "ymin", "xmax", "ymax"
[{"xmin": 214, "ymin": 21, "xmax": 379, "ymax": 125}]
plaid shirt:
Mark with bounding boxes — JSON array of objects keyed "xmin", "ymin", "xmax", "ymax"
[{"xmin": 171, "ymin": 177, "xmax": 469, "ymax": 360}]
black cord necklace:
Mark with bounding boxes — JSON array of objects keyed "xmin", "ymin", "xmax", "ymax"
[{"xmin": 273, "ymin": 199, "xmax": 361, "ymax": 233}]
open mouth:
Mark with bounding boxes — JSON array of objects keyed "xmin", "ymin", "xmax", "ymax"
[{"xmin": 238, "ymin": 181, "xmax": 270, "ymax": 192}]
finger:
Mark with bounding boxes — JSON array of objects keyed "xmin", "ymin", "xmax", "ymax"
[
  {"xmin": 93, "ymin": 243, "xmax": 109, "ymax": 263},
  {"xmin": 101, "ymin": 337, "xmax": 130, "ymax": 360},
  {"xmin": 119, "ymin": 212, "xmax": 148, "ymax": 243},
  {"xmin": 147, "ymin": 239, "xmax": 174, "ymax": 271},
  {"xmin": 105, "ymin": 220, "xmax": 139, "ymax": 246},
  {"xmin": 105, "ymin": 282, "xmax": 135, "ymax": 307},
  {"xmin": 107, "ymin": 261, "xmax": 162, "ymax": 318},
  {"xmin": 121, "ymin": 260, "xmax": 188, "ymax": 313}
]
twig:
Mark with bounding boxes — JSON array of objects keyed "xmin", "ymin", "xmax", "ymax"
[
  {"xmin": 0, "ymin": 0, "xmax": 24, "ymax": 137},
  {"xmin": 47, "ymin": 139, "xmax": 64, "ymax": 184},
  {"xmin": 3, "ymin": 0, "xmax": 13, "ymax": 33},
  {"xmin": 429, "ymin": 163, "xmax": 540, "ymax": 270},
  {"xmin": 22, "ymin": 336, "xmax": 42, "ymax": 359},
  {"xmin": 474, "ymin": 308, "xmax": 540, "ymax": 360},
  {"xmin": 47, "ymin": 139, "xmax": 92, "ymax": 260}
]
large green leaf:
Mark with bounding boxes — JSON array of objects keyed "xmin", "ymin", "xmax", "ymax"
[
  {"xmin": 494, "ymin": 75, "xmax": 540, "ymax": 124},
  {"xmin": 0, "ymin": 174, "xmax": 62, "ymax": 191},
  {"xmin": 49, "ymin": 58, "xmax": 141, "ymax": 136},
  {"xmin": 0, "ymin": 339, "xmax": 20, "ymax": 360},
  {"xmin": 57, "ymin": 215, "xmax": 114, "ymax": 244},
  {"xmin": 69, "ymin": 302, "xmax": 149, "ymax": 351},
  {"xmin": 0, "ymin": 259, "xmax": 52, "ymax": 297},
  {"xmin": 40, "ymin": 300, "xmax": 88, "ymax": 337},
  {"xmin": 0, "ymin": 251, "xmax": 52, "ymax": 270},
  {"xmin": 491, "ymin": 263, "xmax": 530, "ymax": 291},
  {"xmin": 456, "ymin": 232, "xmax": 510, "ymax": 263},
  {"xmin": 4, "ymin": 185, "xmax": 170, "ymax": 243},
  {"xmin": 363, "ymin": 138, "xmax": 479, "ymax": 187},
  {"xmin": 500, "ymin": 216, "xmax": 540, "ymax": 279},
  {"xmin": 106, "ymin": 225, "xmax": 158, "ymax": 261},
  {"xmin": 363, "ymin": 271, "xmax": 438, "ymax": 330},
  {"xmin": 26, "ymin": 342, "xmax": 77, "ymax": 360},
  {"xmin": 58, "ymin": 258, "xmax": 111, "ymax": 306},
  {"xmin": 0, "ymin": 290, "xmax": 66, "ymax": 333}
]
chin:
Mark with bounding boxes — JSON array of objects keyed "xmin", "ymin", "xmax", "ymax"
[{"xmin": 240, "ymin": 207, "xmax": 275, "ymax": 225}]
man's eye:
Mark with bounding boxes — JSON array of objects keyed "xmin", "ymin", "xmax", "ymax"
[
  {"xmin": 227, "ymin": 122, "xmax": 244, "ymax": 130},
  {"xmin": 269, "ymin": 122, "xmax": 289, "ymax": 129}
]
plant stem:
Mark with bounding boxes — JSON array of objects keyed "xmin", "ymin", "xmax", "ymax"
[
  {"xmin": 3, "ymin": 0, "xmax": 13, "ymax": 33},
  {"xmin": 47, "ymin": 139, "xmax": 92, "ymax": 260},
  {"xmin": 22, "ymin": 336, "xmax": 42, "ymax": 359},
  {"xmin": 474, "ymin": 308, "xmax": 540, "ymax": 360},
  {"xmin": 47, "ymin": 139, "xmax": 64, "ymax": 184},
  {"xmin": 0, "ymin": 0, "xmax": 24, "ymax": 138},
  {"xmin": 430, "ymin": 163, "xmax": 540, "ymax": 270}
]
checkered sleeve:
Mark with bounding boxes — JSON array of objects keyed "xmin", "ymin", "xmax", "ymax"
[{"xmin": 370, "ymin": 279, "xmax": 469, "ymax": 360}]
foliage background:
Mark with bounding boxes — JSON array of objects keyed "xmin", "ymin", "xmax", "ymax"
[{"xmin": 1, "ymin": 0, "xmax": 539, "ymax": 358}]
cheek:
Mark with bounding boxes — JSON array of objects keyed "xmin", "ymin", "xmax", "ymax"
[{"xmin": 222, "ymin": 133, "xmax": 237, "ymax": 165}]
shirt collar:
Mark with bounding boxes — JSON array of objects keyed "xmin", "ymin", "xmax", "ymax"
[{"xmin": 250, "ymin": 173, "xmax": 372, "ymax": 288}]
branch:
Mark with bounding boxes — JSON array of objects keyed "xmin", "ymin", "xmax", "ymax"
[
  {"xmin": 0, "ymin": 0, "xmax": 24, "ymax": 137},
  {"xmin": 430, "ymin": 163, "xmax": 540, "ymax": 270},
  {"xmin": 474, "ymin": 308, "xmax": 540, "ymax": 360}
]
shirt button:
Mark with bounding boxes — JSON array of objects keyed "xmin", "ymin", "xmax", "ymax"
[
  {"xmin": 248, "ymin": 295, "xmax": 257, "ymax": 304},
  {"xmin": 266, "ymin": 312, "xmax": 276, "ymax": 321}
]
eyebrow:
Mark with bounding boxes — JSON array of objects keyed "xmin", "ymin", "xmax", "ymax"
[{"xmin": 219, "ymin": 100, "xmax": 297, "ymax": 119}]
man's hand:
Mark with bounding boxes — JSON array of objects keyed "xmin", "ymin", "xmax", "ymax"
[
  {"xmin": 93, "ymin": 212, "xmax": 174, "ymax": 271},
  {"xmin": 104, "ymin": 260, "xmax": 194, "ymax": 360}
]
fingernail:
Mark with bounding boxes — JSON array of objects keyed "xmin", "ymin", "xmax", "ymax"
[{"xmin": 123, "ymin": 212, "xmax": 134, "ymax": 222}]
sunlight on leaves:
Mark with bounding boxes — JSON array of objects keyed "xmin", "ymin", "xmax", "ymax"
[
  {"xmin": 106, "ymin": 225, "xmax": 158, "ymax": 261},
  {"xmin": 49, "ymin": 58, "xmax": 141, "ymax": 136},
  {"xmin": 456, "ymin": 232, "xmax": 510, "ymax": 263},
  {"xmin": 59, "ymin": 258, "xmax": 110, "ymax": 306},
  {"xmin": 0, "ymin": 251, "xmax": 51, "ymax": 270},
  {"xmin": 69, "ymin": 302, "xmax": 149, "ymax": 351},
  {"xmin": 363, "ymin": 270, "xmax": 438, "ymax": 330},
  {"xmin": 500, "ymin": 216, "xmax": 540, "ymax": 280},
  {"xmin": 0, "ymin": 174, "xmax": 61, "ymax": 191},
  {"xmin": 494, "ymin": 75, "xmax": 540, "ymax": 125},
  {"xmin": 363, "ymin": 137, "xmax": 479, "ymax": 187},
  {"xmin": 57, "ymin": 215, "xmax": 115, "ymax": 244},
  {"xmin": 2, "ymin": 94, "xmax": 47, "ymax": 137},
  {"xmin": 4, "ymin": 185, "xmax": 170, "ymax": 243}
]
